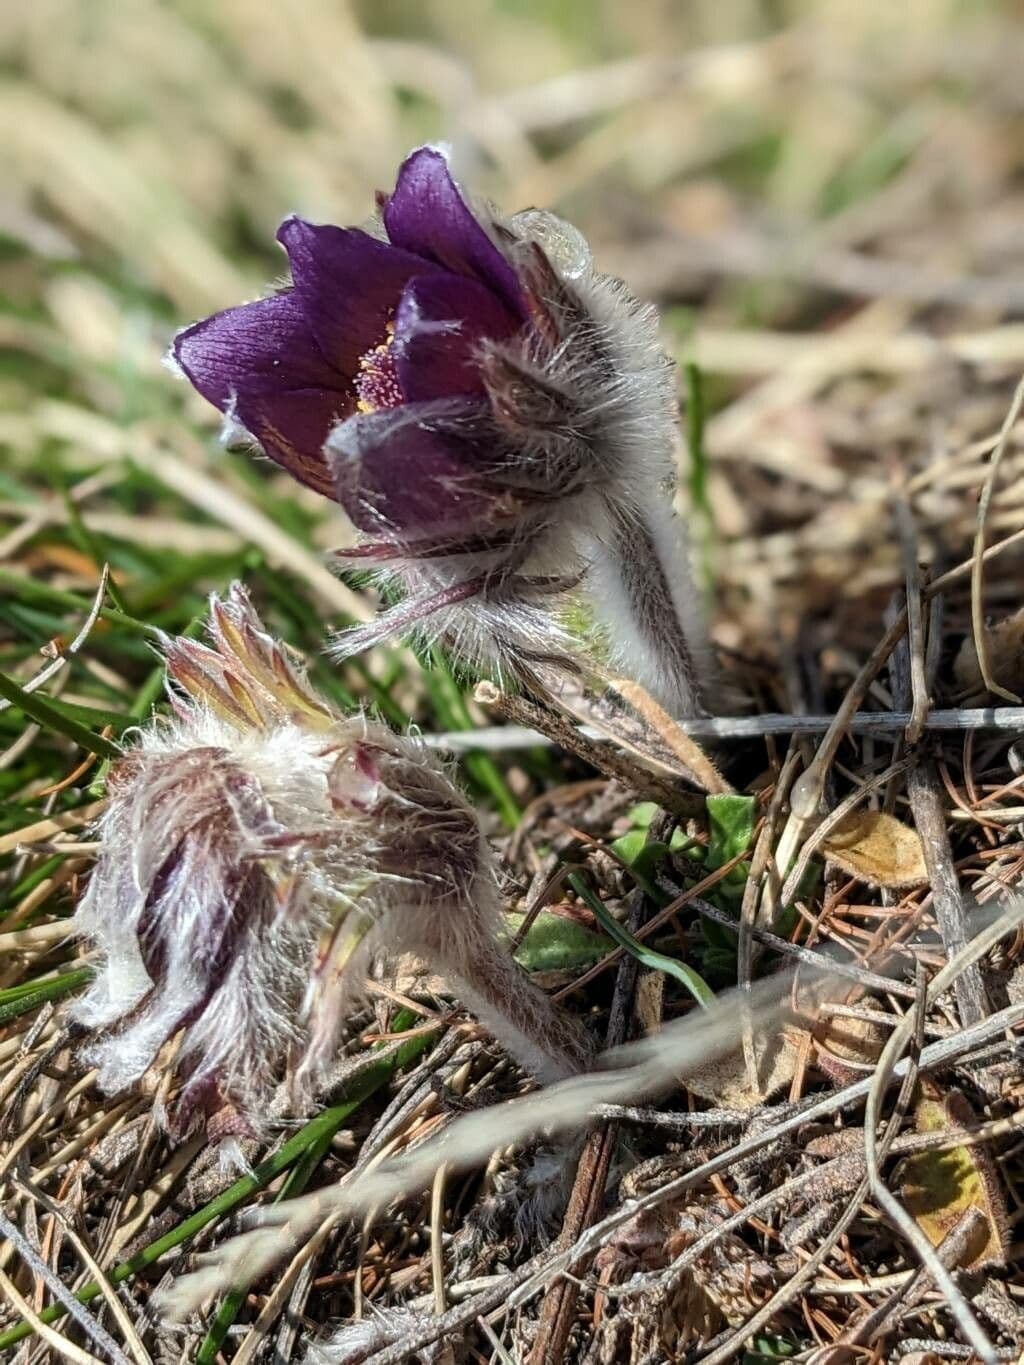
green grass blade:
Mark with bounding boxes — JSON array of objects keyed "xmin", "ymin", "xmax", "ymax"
[
  {"xmin": 0, "ymin": 967, "xmax": 91, "ymax": 1024},
  {"xmin": 567, "ymin": 871, "xmax": 715, "ymax": 1009},
  {"xmin": 0, "ymin": 669, "xmax": 122, "ymax": 760}
]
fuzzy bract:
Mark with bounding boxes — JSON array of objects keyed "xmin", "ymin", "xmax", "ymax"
[{"xmin": 173, "ymin": 148, "xmax": 710, "ymax": 713}]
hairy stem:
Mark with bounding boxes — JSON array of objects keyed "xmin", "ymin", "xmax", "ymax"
[
  {"xmin": 584, "ymin": 496, "xmax": 712, "ymax": 717},
  {"xmin": 409, "ymin": 914, "xmax": 592, "ymax": 1082}
]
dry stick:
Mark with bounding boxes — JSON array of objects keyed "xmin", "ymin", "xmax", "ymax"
[
  {"xmin": 360, "ymin": 1252, "xmax": 560, "ymax": 1365},
  {"xmin": 970, "ymin": 374, "xmax": 1024, "ymax": 705},
  {"xmin": 347, "ymin": 1000, "xmax": 1024, "ymax": 1365},
  {"xmin": 693, "ymin": 895, "xmax": 919, "ymax": 999},
  {"xmin": 839, "ymin": 1207, "xmax": 989, "ymax": 1355},
  {"xmin": 890, "ymin": 473, "xmax": 931, "ymax": 744},
  {"xmin": 241, "ymin": 1046, "xmax": 472, "ymax": 1365},
  {"xmin": 861, "ymin": 909, "xmax": 1024, "ymax": 1364},
  {"xmin": 0, "ymin": 1209, "xmax": 130, "ymax": 1365},
  {"xmin": 909, "ymin": 760, "xmax": 989, "ymax": 1028},
  {"xmin": 739, "ymin": 747, "xmax": 802, "ymax": 1096},
  {"xmin": 761, "ymin": 609, "xmax": 911, "ymax": 927},
  {"xmin": 11, "ymin": 1176, "xmax": 152, "ymax": 1365},
  {"xmin": 888, "ymin": 579, "xmax": 991, "ymax": 1034},
  {"xmin": 0, "ymin": 1267, "xmax": 104, "ymax": 1365},
  {"xmin": 428, "ymin": 707, "xmax": 1024, "ymax": 751},
  {"xmin": 473, "ymin": 681, "xmax": 704, "ymax": 817},
  {"xmin": 614, "ymin": 1110, "xmax": 1024, "ymax": 1309},
  {"xmin": 528, "ymin": 883, "xmax": 649, "ymax": 1364},
  {"xmin": 161, "ymin": 938, "xmax": 1023, "ymax": 1337}
]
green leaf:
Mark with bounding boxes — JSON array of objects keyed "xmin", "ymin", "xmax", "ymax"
[
  {"xmin": 744, "ymin": 1333, "xmax": 799, "ymax": 1360},
  {"xmin": 625, "ymin": 801, "xmax": 660, "ymax": 830},
  {"xmin": 567, "ymin": 872, "xmax": 715, "ymax": 1009},
  {"xmin": 706, "ymin": 794, "xmax": 756, "ymax": 870},
  {"xmin": 611, "ymin": 828, "xmax": 649, "ymax": 866},
  {"xmin": 507, "ymin": 910, "xmax": 612, "ymax": 972}
]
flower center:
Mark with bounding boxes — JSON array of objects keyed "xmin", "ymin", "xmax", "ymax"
[{"xmin": 354, "ymin": 324, "xmax": 402, "ymax": 414}]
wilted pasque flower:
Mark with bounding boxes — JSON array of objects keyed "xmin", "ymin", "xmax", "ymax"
[
  {"xmin": 173, "ymin": 147, "xmax": 711, "ymax": 715},
  {"xmin": 72, "ymin": 585, "xmax": 589, "ymax": 1142}
]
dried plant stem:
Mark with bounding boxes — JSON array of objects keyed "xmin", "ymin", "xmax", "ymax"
[
  {"xmin": 0, "ymin": 1267, "xmax": 106, "ymax": 1365},
  {"xmin": 890, "ymin": 474, "xmax": 931, "ymax": 742},
  {"xmin": 0, "ymin": 1209, "xmax": 130, "ymax": 1365},
  {"xmin": 505, "ymin": 995, "xmax": 1024, "ymax": 1319},
  {"xmin": 474, "ymin": 681, "xmax": 704, "ymax": 817},
  {"xmin": 608, "ymin": 677, "xmax": 731, "ymax": 793},
  {"xmin": 861, "ymin": 910, "xmax": 1024, "ymax": 1365},
  {"xmin": 908, "ymin": 758, "xmax": 989, "ymax": 1028},
  {"xmin": 10, "ymin": 1177, "xmax": 152, "ymax": 1365},
  {"xmin": 970, "ymin": 374, "xmax": 1024, "ymax": 704},
  {"xmin": 701, "ymin": 971, "xmax": 928, "ymax": 1365},
  {"xmin": 425, "ymin": 704, "xmax": 1024, "ymax": 754},
  {"xmin": 739, "ymin": 746, "xmax": 801, "ymax": 1094},
  {"xmin": 761, "ymin": 607, "xmax": 910, "ymax": 925},
  {"xmin": 529, "ymin": 885, "xmax": 647, "ymax": 1364}
]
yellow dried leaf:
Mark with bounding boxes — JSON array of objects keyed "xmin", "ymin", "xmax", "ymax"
[
  {"xmin": 899, "ymin": 1089, "xmax": 1009, "ymax": 1270},
  {"xmin": 821, "ymin": 810, "xmax": 927, "ymax": 888}
]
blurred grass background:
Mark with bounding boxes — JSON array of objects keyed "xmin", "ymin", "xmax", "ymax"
[
  {"xmin": 4, "ymin": 6, "xmax": 1024, "ymax": 1356},
  {"xmin": 3, "ymin": 0, "xmax": 1024, "ymax": 797}
]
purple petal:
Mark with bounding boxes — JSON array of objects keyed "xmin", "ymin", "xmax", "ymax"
[
  {"xmin": 174, "ymin": 292, "xmax": 347, "ymax": 499},
  {"xmin": 383, "ymin": 148, "xmax": 526, "ymax": 320},
  {"xmin": 393, "ymin": 274, "xmax": 520, "ymax": 403},
  {"xmin": 277, "ymin": 217, "xmax": 445, "ymax": 376},
  {"xmin": 325, "ymin": 399, "xmax": 498, "ymax": 534}
]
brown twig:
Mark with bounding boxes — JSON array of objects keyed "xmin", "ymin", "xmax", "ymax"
[{"xmin": 970, "ymin": 374, "xmax": 1024, "ymax": 705}]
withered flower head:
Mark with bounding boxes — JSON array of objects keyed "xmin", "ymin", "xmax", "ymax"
[
  {"xmin": 73, "ymin": 585, "xmax": 587, "ymax": 1142},
  {"xmin": 172, "ymin": 147, "xmax": 711, "ymax": 715}
]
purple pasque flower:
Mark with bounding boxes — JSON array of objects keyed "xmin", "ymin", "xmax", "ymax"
[
  {"xmin": 73, "ymin": 584, "xmax": 587, "ymax": 1147},
  {"xmin": 173, "ymin": 148, "xmax": 711, "ymax": 715}
]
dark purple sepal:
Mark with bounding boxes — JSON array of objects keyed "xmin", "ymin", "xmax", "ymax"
[
  {"xmin": 277, "ymin": 216, "xmax": 445, "ymax": 375},
  {"xmin": 325, "ymin": 398, "xmax": 505, "ymax": 534},
  {"xmin": 393, "ymin": 273, "xmax": 520, "ymax": 402},
  {"xmin": 173, "ymin": 292, "xmax": 346, "ymax": 499},
  {"xmin": 383, "ymin": 148, "xmax": 526, "ymax": 321}
]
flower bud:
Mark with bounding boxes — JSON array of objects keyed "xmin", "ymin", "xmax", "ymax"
[
  {"xmin": 73, "ymin": 584, "xmax": 587, "ymax": 1141},
  {"xmin": 172, "ymin": 148, "xmax": 712, "ymax": 714}
]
